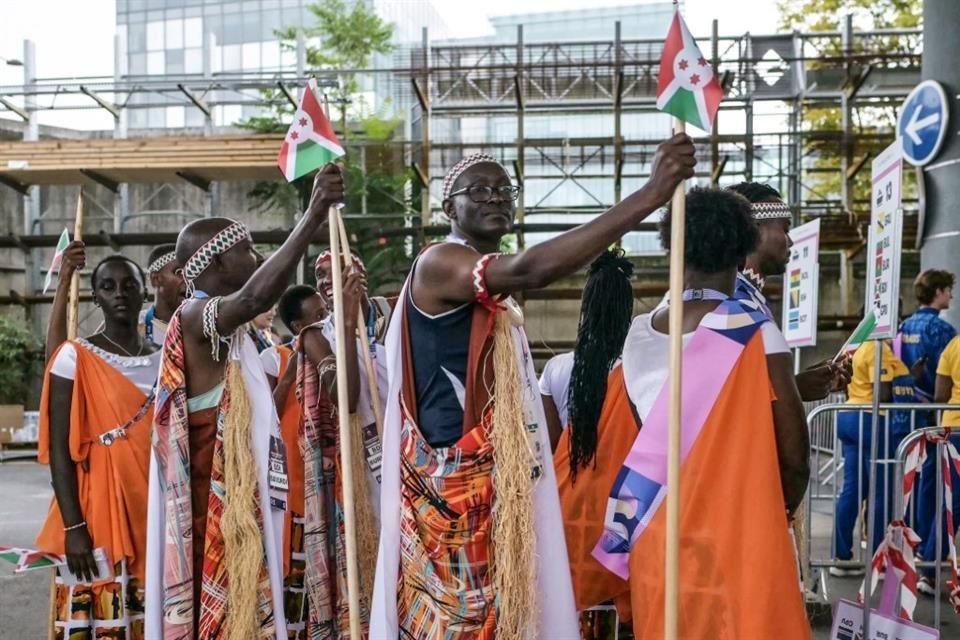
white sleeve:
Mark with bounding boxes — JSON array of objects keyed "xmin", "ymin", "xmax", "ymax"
[
  {"xmin": 49, "ymin": 343, "xmax": 78, "ymax": 380},
  {"xmin": 761, "ymin": 322, "xmax": 791, "ymax": 355},
  {"xmin": 539, "ymin": 357, "xmax": 558, "ymax": 397},
  {"xmin": 259, "ymin": 347, "xmax": 281, "ymax": 378}
]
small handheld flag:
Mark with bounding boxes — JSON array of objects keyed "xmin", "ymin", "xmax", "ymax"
[
  {"xmin": 277, "ymin": 78, "xmax": 345, "ymax": 182},
  {"xmin": 0, "ymin": 545, "xmax": 62, "ymax": 572},
  {"xmin": 656, "ymin": 11, "xmax": 724, "ymax": 132},
  {"xmin": 42, "ymin": 228, "xmax": 71, "ymax": 295},
  {"xmin": 833, "ymin": 310, "xmax": 878, "ymax": 362}
]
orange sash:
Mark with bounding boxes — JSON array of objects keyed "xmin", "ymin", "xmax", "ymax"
[
  {"xmin": 36, "ymin": 341, "xmax": 153, "ymax": 582},
  {"xmin": 277, "ymin": 345, "xmax": 306, "ymax": 577},
  {"xmin": 558, "ymin": 335, "xmax": 810, "ymax": 639}
]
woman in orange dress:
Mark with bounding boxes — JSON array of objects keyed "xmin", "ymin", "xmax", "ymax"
[{"xmin": 36, "ymin": 255, "xmax": 160, "ymax": 639}]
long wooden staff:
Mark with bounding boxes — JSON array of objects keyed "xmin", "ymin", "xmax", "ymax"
[
  {"xmin": 334, "ymin": 215, "xmax": 385, "ymax": 439},
  {"xmin": 664, "ymin": 118, "xmax": 686, "ymax": 640},
  {"xmin": 328, "ymin": 205, "xmax": 362, "ymax": 638},
  {"xmin": 66, "ymin": 191, "xmax": 83, "ymax": 340}
]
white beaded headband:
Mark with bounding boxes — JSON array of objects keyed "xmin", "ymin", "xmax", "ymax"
[
  {"xmin": 441, "ymin": 153, "xmax": 504, "ymax": 201},
  {"xmin": 751, "ymin": 201, "xmax": 792, "ymax": 221},
  {"xmin": 182, "ymin": 221, "xmax": 252, "ymax": 295},
  {"xmin": 147, "ymin": 251, "xmax": 176, "ymax": 274}
]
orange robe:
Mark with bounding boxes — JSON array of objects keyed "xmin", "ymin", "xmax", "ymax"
[
  {"xmin": 557, "ymin": 333, "xmax": 810, "ymax": 639},
  {"xmin": 36, "ymin": 341, "xmax": 153, "ymax": 582},
  {"xmin": 276, "ymin": 344, "xmax": 306, "ymax": 577}
]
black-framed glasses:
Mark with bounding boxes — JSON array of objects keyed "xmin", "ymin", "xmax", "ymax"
[{"xmin": 448, "ymin": 184, "xmax": 521, "ymax": 203}]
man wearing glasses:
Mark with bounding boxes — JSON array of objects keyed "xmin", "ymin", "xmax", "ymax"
[{"xmin": 371, "ymin": 136, "xmax": 696, "ymax": 638}]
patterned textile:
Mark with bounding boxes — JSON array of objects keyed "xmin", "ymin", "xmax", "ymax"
[
  {"xmin": 296, "ymin": 329, "xmax": 368, "ymax": 638},
  {"xmin": 284, "ymin": 515, "xmax": 308, "ymax": 639},
  {"xmin": 396, "ymin": 405, "xmax": 496, "ymax": 638},
  {"xmin": 151, "ymin": 310, "xmax": 275, "ymax": 639},
  {"xmin": 52, "ymin": 560, "xmax": 145, "ymax": 640}
]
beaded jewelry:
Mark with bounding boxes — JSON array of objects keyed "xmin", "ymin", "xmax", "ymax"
[
  {"xmin": 201, "ymin": 296, "xmax": 231, "ymax": 362},
  {"xmin": 182, "ymin": 221, "xmax": 251, "ymax": 296},
  {"xmin": 472, "ymin": 252, "xmax": 503, "ymax": 313},
  {"xmin": 751, "ymin": 201, "xmax": 792, "ymax": 220},
  {"xmin": 147, "ymin": 251, "xmax": 177, "ymax": 274},
  {"xmin": 441, "ymin": 153, "xmax": 503, "ymax": 201}
]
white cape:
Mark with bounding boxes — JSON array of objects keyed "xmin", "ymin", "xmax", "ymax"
[
  {"xmin": 145, "ymin": 333, "xmax": 288, "ymax": 639},
  {"xmin": 370, "ymin": 274, "xmax": 579, "ymax": 639}
]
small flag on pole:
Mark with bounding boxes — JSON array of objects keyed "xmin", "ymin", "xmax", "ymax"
[
  {"xmin": 656, "ymin": 11, "xmax": 724, "ymax": 132},
  {"xmin": 277, "ymin": 78, "xmax": 346, "ymax": 182},
  {"xmin": 42, "ymin": 228, "xmax": 71, "ymax": 294},
  {"xmin": 0, "ymin": 545, "xmax": 63, "ymax": 572},
  {"xmin": 834, "ymin": 310, "xmax": 878, "ymax": 361}
]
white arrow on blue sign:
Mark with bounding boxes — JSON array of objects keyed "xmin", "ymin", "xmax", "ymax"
[{"xmin": 897, "ymin": 80, "xmax": 949, "ymax": 167}]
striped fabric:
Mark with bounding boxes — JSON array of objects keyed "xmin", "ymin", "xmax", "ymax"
[
  {"xmin": 296, "ymin": 324, "xmax": 369, "ymax": 638},
  {"xmin": 152, "ymin": 310, "xmax": 275, "ymax": 639}
]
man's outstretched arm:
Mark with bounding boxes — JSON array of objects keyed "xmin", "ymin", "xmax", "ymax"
[{"xmin": 416, "ymin": 134, "xmax": 695, "ymax": 309}]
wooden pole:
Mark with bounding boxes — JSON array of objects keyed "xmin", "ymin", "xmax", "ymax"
[
  {"xmin": 66, "ymin": 191, "xmax": 83, "ymax": 340},
  {"xmin": 664, "ymin": 118, "xmax": 686, "ymax": 640},
  {"xmin": 328, "ymin": 205, "xmax": 362, "ymax": 638},
  {"xmin": 334, "ymin": 215, "xmax": 385, "ymax": 439}
]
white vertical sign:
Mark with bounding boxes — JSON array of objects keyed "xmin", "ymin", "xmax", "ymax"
[
  {"xmin": 865, "ymin": 141, "xmax": 904, "ymax": 340},
  {"xmin": 782, "ymin": 218, "xmax": 821, "ymax": 348}
]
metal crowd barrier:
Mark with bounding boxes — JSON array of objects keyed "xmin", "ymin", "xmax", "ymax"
[{"xmin": 804, "ymin": 402, "xmax": 959, "ymax": 631}]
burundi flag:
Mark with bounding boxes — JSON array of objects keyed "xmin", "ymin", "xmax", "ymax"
[
  {"xmin": 277, "ymin": 78, "xmax": 345, "ymax": 182},
  {"xmin": 656, "ymin": 10, "xmax": 724, "ymax": 131},
  {"xmin": 0, "ymin": 545, "xmax": 62, "ymax": 572},
  {"xmin": 42, "ymin": 228, "xmax": 71, "ymax": 294}
]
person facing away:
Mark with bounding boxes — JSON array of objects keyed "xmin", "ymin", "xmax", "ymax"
[
  {"xmin": 371, "ymin": 134, "xmax": 696, "ymax": 639},
  {"xmin": 145, "ymin": 165, "xmax": 343, "ymax": 640},
  {"xmin": 539, "ymin": 248, "xmax": 635, "ymax": 453},
  {"xmin": 831, "ymin": 330, "xmax": 923, "ymax": 575},
  {"xmin": 555, "ymin": 187, "xmax": 811, "ymax": 639},
  {"xmin": 898, "ymin": 269, "xmax": 957, "ymax": 594},
  {"xmin": 726, "ymin": 182, "xmax": 849, "ymax": 401},
  {"xmin": 37, "ymin": 255, "xmax": 161, "ymax": 639},
  {"xmin": 921, "ymin": 332, "xmax": 960, "ymax": 595}
]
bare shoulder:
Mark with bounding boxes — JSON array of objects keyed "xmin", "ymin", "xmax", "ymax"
[
  {"xmin": 300, "ymin": 323, "xmax": 332, "ymax": 362},
  {"xmin": 414, "ymin": 242, "xmax": 478, "ymax": 282},
  {"xmin": 178, "ymin": 298, "xmax": 206, "ymax": 338}
]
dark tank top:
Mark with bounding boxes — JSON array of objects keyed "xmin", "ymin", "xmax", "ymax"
[{"xmin": 406, "ymin": 295, "xmax": 473, "ymax": 448}]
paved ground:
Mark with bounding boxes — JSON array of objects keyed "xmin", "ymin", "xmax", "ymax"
[
  {"xmin": 0, "ymin": 460, "xmax": 55, "ymax": 638},
  {"xmin": 1, "ymin": 459, "xmax": 959, "ymax": 638}
]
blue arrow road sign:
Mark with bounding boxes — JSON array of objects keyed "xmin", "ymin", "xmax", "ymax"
[{"xmin": 897, "ymin": 80, "xmax": 949, "ymax": 167}]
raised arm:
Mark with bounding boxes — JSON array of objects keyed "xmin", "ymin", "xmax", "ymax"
[
  {"xmin": 416, "ymin": 135, "xmax": 694, "ymax": 309},
  {"xmin": 302, "ymin": 270, "xmax": 365, "ymax": 413},
  {"xmin": 767, "ymin": 352, "xmax": 811, "ymax": 517},
  {"xmin": 213, "ymin": 165, "xmax": 343, "ymax": 336},
  {"xmin": 45, "ymin": 241, "xmax": 86, "ymax": 362}
]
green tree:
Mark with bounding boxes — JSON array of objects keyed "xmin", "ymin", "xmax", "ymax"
[
  {"xmin": 777, "ymin": 0, "xmax": 920, "ymax": 212},
  {"xmin": 240, "ymin": 0, "xmax": 413, "ymax": 292}
]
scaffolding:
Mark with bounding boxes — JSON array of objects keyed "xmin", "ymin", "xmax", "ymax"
[{"xmin": 0, "ymin": 20, "xmax": 922, "ymax": 325}]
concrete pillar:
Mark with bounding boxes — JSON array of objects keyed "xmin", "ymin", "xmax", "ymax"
[{"xmin": 921, "ymin": 0, "xmax": 960, "ymax": 327}]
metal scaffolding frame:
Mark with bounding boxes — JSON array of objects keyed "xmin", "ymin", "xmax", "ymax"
[{"xmin": 0, "ymin": 20, "xmax": 922, "ymax": 323}]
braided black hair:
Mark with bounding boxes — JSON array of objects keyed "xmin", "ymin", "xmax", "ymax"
[
  {"xmin": 91, "ymin": 255, "xmax": 146, "ymax": 290},
  {"xmin": 726, "ymin": 181, "xmax": 782, "ymax": 204},
  {"xmin": 568, "ymin": 248, "xmax": 635, "ymax": 481}
]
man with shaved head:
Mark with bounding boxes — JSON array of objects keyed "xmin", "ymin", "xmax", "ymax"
[
  {"xmin": 146, "ymin": 165, "xmax": 343, "ymax": 640},
  {"xmin": 371, "ymin": 135, "xmax": 696, "ymax": 638}
]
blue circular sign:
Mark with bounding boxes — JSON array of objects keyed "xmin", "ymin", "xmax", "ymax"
[{"xmin": 897, "ymin": 80, "xmax": 949, "ymax": 167}]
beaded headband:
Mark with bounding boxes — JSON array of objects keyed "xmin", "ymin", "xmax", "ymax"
[
  {"xmin": 314, "ymin": 250, "xmax": 365, "ymax": 272},
  {"xmin": 182, "ymin": 221, "xmax": 252, "ymax": 295},
  {"xmin": 147, "ymin": 251, "xmax": 177, "ymax": 274},
  {"xmin": 751, "ymin": 201, "xmax": 792, "ymax": 221},
  {"xmin": 441, "ymin": 153, "xmax": 505, "ymax": 201}
]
